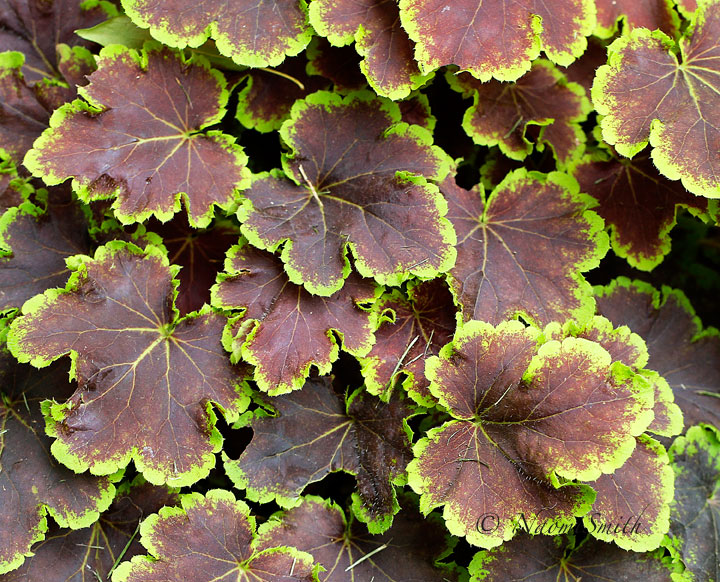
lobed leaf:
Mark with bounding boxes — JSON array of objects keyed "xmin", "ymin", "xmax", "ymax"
[
  {"xmin": 572, "ymin": 149, "xmax": 714, "ymax": 270},
  {"xmin": 238, "ymin": 90, "xmax": 455, "ymax": 296},
  {"xmin": 594, "ymin": 0, "xmax": 679, "ymax": 38},
  {"xmin": 0, "ymin": 352, "xmax": 116, "ymax": 575},
  {"xmin": 120, "ymin": 0, "xmax": 312, "ymax": 68},
  {"xmin": 225, "ymin": 376, "xmax": 416, "ymax": 532},
  {"xmin": 257, "ymin": 495, "xmax": 462, "ymax": 581},
  {"xmin": 111, "ymin": 489, "xmax": 319, "ymax": 582},
  {"xmin": 309, "ymin": 0, "xmax": 431, "ymax": 99},
  {"xmin": 7, "ymin": 241, "xmax": 250, "ymax": 486},
  {"xmin": 399, "ymin": 0, "xmax": 596, "ymax": 82},
  {"xmin": 593, "ymin": 2, "xmax": 720, "ymax": 198},
  {"xmin": 24, "ymin": 45, "xmax": 250, "ymax": 227},
  {"xmin": 443, "ymin": 168, "xmax": 609, "ymax": 326},
  {"xmin": 595, "ymin": 278, "xmax": 720, "ymax": 431},
  {"xmin": 449, "ymin": 61, "xmax": 591, "ymax": 168}
]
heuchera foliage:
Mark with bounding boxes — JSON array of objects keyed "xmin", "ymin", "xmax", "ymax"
[{"xmin": 1, "ymin": 0, "xmax": 719, "ymax": 580}]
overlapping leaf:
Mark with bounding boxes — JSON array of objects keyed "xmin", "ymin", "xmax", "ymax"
[
  {"xmin": 564, "ymin": 37, "xmax": 607, "ymax": 96},
  {"xmin": 0, "ymin": 0, "xmax": 107, "ymax": 84},
  {"xmin": 24, "ymin": 45, "xmax": 250, "ymax": 227},
  {"xmin": 0, "ymin": 352, "xmax": 115, "ymax": 575},
  {"xmin": 0, "ymin": 477, "xmax": 178, "ymax": 581},
  {"xmin": 212, "ymin": 240, "xmax": 378, "ymax": 394},
  {"xmin": 593, "ymin": 0, "xmax": 720, "ymax": 197},
  {"xmin": 235, "ymin": 56, "xmax": 329, "ymax": 133},
  {"xmin": 675, "ymin": 0, "xmax": 698, "ymax": 16},
  {"xmin": 0, "ymin": 160, "xmax": 31, "ymax": 212},
  {"xmin": 112, "ymin": 489, "xmax": 319, "ymax": 582},
  {"xmin": 595, "ymin": 278, "xmax": 720, "ymax": 430},
  {"xmin": 238, "ymin": 90, "xmax": 455, "ymax": 296},
  {"xmin": 358, "ymin": 278, "xmax": 456, "ymax": 405},
  {"xmin": 0, "ymin": 190, "xmax": 91, "ymax": 312},
  {"xmin": 666, "ymin": 425, "xmax": 720, "ymax": 582},
  {"xmin": 594, "ymin": 0, "xmax": 679, "ymax": 38},
  {"xmin": 120, "ymin": 0, "xmax": 312, "ymax": 67},
  {"xmin": 306, "ymin": 37, "xmax": 366, "ymax": 92},
  {"xmin": 225, "ymin": 376, "xmax": 416, "ymax": 532},
  {"xmin": 257, "ymin": 496, "xmax": 461, "ymax": 582},
  {"xmin": 148, "ymin": 218, "xmax": 239, "ymax": 315},
  {"xmin": 309, "ymin": 0, "xmax": 430, "ymax": 99},
  {"xmin": 572, "ymin": 149, "xmax": 713, "ymax": 270},
  {"xmin": 408, "ymin": 319, "xmax": 654, "ymax": 548},
  {"xmin": 469, "ymin": 533, "xmax": 677, "ymax": 581},
  {"xmin": 399, "ymin": 0, "xmax": 596, "ymax": 82},
  {"xmin": 449, "ymin": 61, "xmax": 591, "ymax": 167},
  {"xmin": 7, "ymin": 241, "xmax": 250, "ymax": 486},
  {"xmin": 442, "ymin": 169, "xmax": 608, "ymax": 326}
]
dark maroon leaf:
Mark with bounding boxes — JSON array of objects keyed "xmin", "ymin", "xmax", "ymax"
[
  {"xmin": 0, "ymin": 351, "xmax": 115, "ymax": 575},
  {"xmin": 0, "ymin": 189, "xmax": 91, "ymax": 312},
  {"xmin": 667, "ymin": 425, "xmax": 720, "ymax": 582},
  {"xmin": 0, "ymin": 0, "xmax": 108, "ymax": 84},
  {"xmin": 239, "ymin": 90, "xmax": 455, "ymax": 296},
  {"xmin": 0, "ymin": 160, "xmax": 31, "ymax": 213},
  {"xmin": 572, "ymin": 150, "xmax": 711, "ymax": 270},
  {"xmin": 596, "ymin": 277, "xmax": 720, "ymax": 431},
  {"xmin": 235, "ymin": 56, "xmax": 329, "ymax": 133},
  {"xmin": 148, "ymin": 218, "xmax": 239, "ymax": 316},
  {"xmin": 0, "ymin": 477, "xmax": 178, "ymax": 582},
  {"xmin": 111, "ymin": 489, "xmax": 318, "ymax": 582},
  {"xmin": 257, "ymin": 495, "xmax": 461, "ymax": 582},
  {"xmin": 399, "ymin": 0, "xmax": 595, "ymax": 81},
  {"xmin": 359, "ymin": 279, "xmax": 455, "ymax": 405},
  {"xmin": 225, "ymin": 377, "xmax": 416, "ymax": 532},
  {"xmin": 442, "ymin": 168, "xmax": 608, "ymax": 326},
  {"xmin": 469, "ymin": 533, "xmax": 675, "ymax": 581},
  {"xmin": 212, "ymin": 240, "xmax": 378, "ymax": 394},
  {"xmin": 25, "ymin": 45, "xmax": 250, "ymax": 227},
  {"xmin": 7, "ymin": 242, "xmax": 250, "ymax": 486},
  {"xmin": 121, "ymin": 0, "xmax": 312, "ymax": 68},
  {"xmin": 309, "ymin": 0, "xmax": 430, "ymax": 99},
  {"xmin": 306, "ymin": 37, "xmax": 365, "ymax": 92},
  {"xmin": 449, "ymin": 61, "xmax": 591, "ymax": 167},
  {"xmin": 409, "ymin": 319, "xmax": 653, "ymax": 547},
  {"xmin": 564, "ymin": 37, "xmax": 608, "ymax": 96}
]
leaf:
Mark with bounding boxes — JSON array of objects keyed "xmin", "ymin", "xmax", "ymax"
[
  {"xmin": 120, "ymin": 0, "xmax": 312, "ymax": 68},
  {"xmin": 309, "ymin": 0, "xmax": 431, "ymax": 100},
  {"xmin": 0, "ymin": 477, "xmax": 178, "ymax": 582},
  {"xmin": 111, "ymin": 489, "xmax": 319, "ymax": 582},
  {"xmin": 257, "ymin": 495, "xmax": 462, "ymax": 582},
  {"xmin": 448, "ymin": 61, "xmax": 591, "ymax": 168},
  {"xmin": 399, "ymin": 0, "xmax": 596, "ymax": 82},
  {"xmin": 148, "ymin": 217, "xmax": 239, "ymax": 316},
  {"xmin": 7, "ymin": 241, "xmax": 250, "ymax": 487},
  {"xmin": 211, "ymin": 240, "xmax": 378, "ymax": 395},
  {"xmin": 235, "ymin": 56, "xmax": 329, "ymax": 133},
  {"xmin": 564, "ymin": 37, "xmax": 609, "ymax": 96},
  {"xmin": 594, "ymin": 0, "xmax": 679, "ymax": 38},
  {"xmin": 358, "ymin": 278, "xmax": 456, "ymax": 406},
  {"xmin": 565, "ymin": 315, "xmax": 683, "ymax": 437},
  {"xmin": 0, "ymin": 52, "xmax": 51, "ymax": 163},
  {"xmin": 75, "ymin": 14, "xmax": 156, "ymax": 49},
  {"xmin": 24, "ymin": 45, "xmax": 250, "ymax": 227},
  {"xmin": 675, "ymin": 0, "xmax": 698, "ymax": 17},
  {"xmin": 582, "ymin": 435, "xmax": 674, "ymax": 551},
  {"xmin": 666, "ymin": 425, "xmax": 720, "ymax": 582},
  {"xmin": 225, "ymin": 377, "xmax": 416, "ymax": 532},
  {"xmin": 0, "ymin": 160, "xmax": 32, "ymax": 216},
  {"xmin": 571, "ymin": 149, "xmax": 713, "ymax": 270},
  {"xmin": 409, "ymin": 319, "xmax": 654, "ymax": 548},
  {"xmin": 0, "ymin": 352, "xmax": 116, "ymax": 575},
  {"xmin": 469, "ymin": 533, "xmax": 676, "ymax": 581},
  {"xmin": 306, "ymin": 37, "xmax": 366, "ymax": 92},
  {"xmin": 442, "ymin": 168, "xmax": 608, "ymax": 326},
  {"xmin": 592, "ymin": 2, "xmax": 720, "ymax": 198},
  {"xmin": 238, "ymin": 90, "xmax": 455, "ymax": 296},
  {"xmin": 0, "ymin": 0, "xmax": 109, "ymax": 84},
  {"xmin": 595, "ymin": 277, "xmax": 720, "ymax": 431},
  {"xmin": 0, "ymin": 188, "xmax": 91, "ymax": 312}
]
